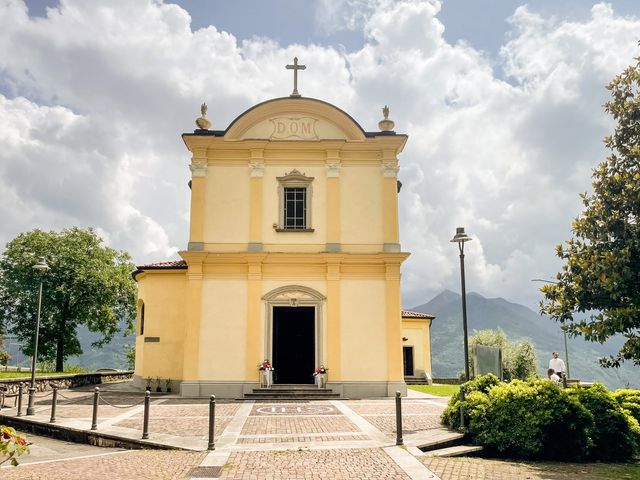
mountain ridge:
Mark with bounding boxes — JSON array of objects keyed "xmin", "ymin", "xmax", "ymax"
[{"xmin": 411, "ymin": 290, "xmax": 639, "ymax": 389}]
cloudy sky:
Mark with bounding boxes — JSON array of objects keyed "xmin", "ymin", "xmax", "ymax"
[{"xmin": 1, "ymin": 0, "xmax": 638, "ymax": 311}]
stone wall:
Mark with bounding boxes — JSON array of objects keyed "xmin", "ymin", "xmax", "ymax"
[{"xmin": 0, "ymin": 371, "xmax": 133, "ymax": 394}]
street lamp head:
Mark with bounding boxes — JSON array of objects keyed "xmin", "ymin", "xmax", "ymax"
[
  {"xmin": 32, "ymin": 257, "xmax": 49, "ymax": 271},
  {"xmin": 450, "ymin": 227, "xmax": 472, "ymax": 244}
]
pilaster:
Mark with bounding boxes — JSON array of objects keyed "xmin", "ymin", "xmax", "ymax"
[
  {"xmin": 382, "ymin": 150, "xmax": 400, "ymax": 253},
  {"xmin": 326, "ymin": 149, "xmax": 341, "ymax": 252},
  {"xmin": 245, "ymin": 255, "xmax": 265, "ymax": 379},
  {"xmin": 326, "ymin": 257, "xmax": 342, "ymax": 380},
  {"xmin": 249, "ymin": 149, "xmax": 264, "ymax": 252},
  {"xmin": 189, "ymin": 147, "xmax": 208, "ymax": 250},
  {"xmin": 385, "ymin": 261, "xmax": 403, "ymax": 381},
  {"xmin": 182, "ymin": 253, "xmax": 207, "ymax": 380}
]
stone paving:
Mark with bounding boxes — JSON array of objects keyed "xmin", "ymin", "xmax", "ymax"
[
  {"xmin": 1, "ymin": 449, "xmax": 207, "ymax": 480},
  {"xmin": 218, "ymin": 448, "xmax": 412, "ymax": 479},
  {"xmin": 1, "ymin": 383, "xmax": 449, "ymax": 478},
  {"xmin": 3, "ymin": 383, "xmax": 638, "ymax": 479}
]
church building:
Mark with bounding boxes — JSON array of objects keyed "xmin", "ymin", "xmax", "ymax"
[{"xmin": 133, "ymin": 59, "xmax": 434, "ymax": 398}]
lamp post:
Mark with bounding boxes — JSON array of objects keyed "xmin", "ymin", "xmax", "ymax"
[
  {"xmin": 532, "ymin": 278, "xmax": 571, "ymax": 379},
  {"xmin": 450, "ymin": 227, "xmax": 472, "ymax": 381},
  {"xmin": 26, "ymin": 256, "xmax": 49, "ymax": 416}
]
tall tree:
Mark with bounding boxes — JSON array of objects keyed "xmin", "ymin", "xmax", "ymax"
[
  {"xmin": 541, "ymin": 54, "xmax": 640, "ymax": 366},
  {"xmin": 0, "ymin": 228, "xmax": 136, "ymax": 371}
]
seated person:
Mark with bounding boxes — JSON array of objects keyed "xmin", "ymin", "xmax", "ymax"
[{"xmin": 547, "ymin": 368, "xmax": 561, "ymax": 383}]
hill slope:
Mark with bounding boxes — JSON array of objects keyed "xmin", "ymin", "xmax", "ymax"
[{"xmin": 412, "ymin": 290, "xmax": 639, "ymax": 389}]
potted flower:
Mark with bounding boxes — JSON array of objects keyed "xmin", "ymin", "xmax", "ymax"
[
  {"xmin": 258, "ymin": 360, "xmax": 274, "ymax": 388},
  {"xmin": 155, "ymin": 376, "xmax": 162, "ymax": 393},
  {"xmin": 145, "ymin": 376, "xmax": 153, "ymax": 392},
  {"xmin": 313, "ymin": 366, "xmax": 328, "ymax": 389},
  {"xmin": 165, "ymin": 378, "xmax": 172, "ymax": 393}
]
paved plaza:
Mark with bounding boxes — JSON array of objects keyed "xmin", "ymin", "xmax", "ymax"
[{"xmin": 2, "ymin": 383, "xmax": 638, "ymax": 479}]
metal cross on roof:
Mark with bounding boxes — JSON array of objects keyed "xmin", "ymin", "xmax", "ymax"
[{"xmin": 285, "ymin": 57, "xmax": 306, "ymax": 98}]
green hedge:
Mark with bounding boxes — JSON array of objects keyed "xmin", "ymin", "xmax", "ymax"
[
  {"xmin": 441, "ymin": 373, "xmax": 501, "ymax": 430},
  {"xmin": 571, "ymin": 384, "xmax": 640, "ymax": 461},
  {"xmin": 442, "ymin": 375, "xmax": 640, "ymax": 461}
]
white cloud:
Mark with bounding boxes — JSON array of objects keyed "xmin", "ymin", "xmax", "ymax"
[{"xmin": 0, "ymin": 0, "xmax": 637, "ymax": 310}]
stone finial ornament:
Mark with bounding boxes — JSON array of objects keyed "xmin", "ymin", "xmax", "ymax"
[
  {"xmin": 378, "ymin": 105, "xmax": 395, "ymax": 131},
  {"xmin": 195, "ymin": 102, "xmax": 212, "ymax": 130}
]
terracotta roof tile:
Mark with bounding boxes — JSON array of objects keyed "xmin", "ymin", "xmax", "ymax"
[
  {"xmin": 136, "ymin": 260, "xmax": 187, "ymax": 269},
  {"xmin": 401, "ymin": 309, "xmax": 435, "ymax": 319}
]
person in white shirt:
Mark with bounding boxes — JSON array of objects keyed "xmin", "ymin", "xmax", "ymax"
[{"xmin": 549, "ymin": 352, "xmax": 566, "ymax": 379}]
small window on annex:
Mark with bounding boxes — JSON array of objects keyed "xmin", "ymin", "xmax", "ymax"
[
  {"xmin": 277, "ymin": 170, "xmax": 314, "ymax": 231},
  {"xmin": 139, "ymin": 301, "xmax": 145, "ymax": 335}
]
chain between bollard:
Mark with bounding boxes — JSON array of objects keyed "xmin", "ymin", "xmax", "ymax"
[
  {"xmin": 142, "ymin": 390, "xmax": 150, "ymax": 440},
  {"xmin": 208, "ymin": 394, "xmax": 216, "ymax": 450},
  {"xmin": 91, "ymin": 387, "xmax": 100, "ymax": 430},
  {"xmin": 395, "ymin": 391, "xmax": 403, "ymax": 446},
  {"xmin": 50, "ymin": 385, "xmax": 58, "ymax": 423}
]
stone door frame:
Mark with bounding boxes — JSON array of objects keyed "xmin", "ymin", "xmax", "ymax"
[{"xmin": 262, "ymin": 285, "xmax": 325, "ymax": 371}]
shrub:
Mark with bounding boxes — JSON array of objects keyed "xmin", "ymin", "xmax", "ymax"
[
  {"xmin": 574, "ymin": 384, "xmax": 640, "ymax": 461},
  {"xmin": 0, "ymin": 350, "xmax": 10, "ymax": 366},
  {"xmin": 441, "ymin": 374, "xmax": 500, "ymax": 431},
  {"xmin": 441, "ymin": 377, "xmax": 640, "ymax": 462},
  {"xmin": 468, "ymin": 329, "xmax": 538, "ymax": 381},
  {"xmin": 620, "ymin": 402, "xmax": 640, "ymax": 423},
  {"xmin": 613, "ymin": 389, "xmax": 640, "ymax": 424},
  {"xmin": 468, "ymin": 379, "xmax": 592, "ymax": 460},
  {"xmin": 503, "ymin": 341, "xmax": 537, "ymax": 381}
]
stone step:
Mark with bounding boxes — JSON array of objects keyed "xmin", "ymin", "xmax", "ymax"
[
  {"xmin": 242, "ymin": 396, "xmax": 342, "ymax": 401},
  {"xmin": 424, "ymin": 445, "xmax": 483, "ymax": 457},
  {"xmin": 244, "ymin": 392, "xmax": 341, "ymax": 400},
  {"xmin": 260, "ymin": 384, "xmax": 320, "ymax": 390},
  {"xmin": 404, "ymin": 377, "xmax": 428, "ymax": 385},
  {"xmin": 416, "ymin": 429, "xmax": 465, "ymax": 452},
  {"xmin": 252, "ymin": 388, "xmax": 331, "ymax": 394}
]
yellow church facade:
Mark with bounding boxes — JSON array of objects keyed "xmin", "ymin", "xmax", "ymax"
[{"xmin": 133, "ymin": 89, "xmax": 433, "ymax": 398}]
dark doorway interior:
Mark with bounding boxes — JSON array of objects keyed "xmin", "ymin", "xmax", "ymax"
[
  {"xmin": 272, "ymin": 306, "xmax": 315, "ymax": 384},
  {"xmin": 403, "ymin": 346, "xmax": 414, "ymax": 376}
]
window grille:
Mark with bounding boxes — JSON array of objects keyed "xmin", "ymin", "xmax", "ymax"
[{"xmin": 284, "ymin": 187, "xmax": 307, "ymax": 229}]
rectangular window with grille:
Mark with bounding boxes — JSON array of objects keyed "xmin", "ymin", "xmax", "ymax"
[{"xmin": 284, "ymin": 187, "xmax": 307, "ymax": 229}]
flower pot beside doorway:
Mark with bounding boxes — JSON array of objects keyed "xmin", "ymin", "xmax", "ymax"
[
  {"xmin": 258, "ymin": 360, "xmax": 274, "ymax": 388},
  {"xmin": 313, "ymin": 366, "xmax": 328, "ymax": 389}
]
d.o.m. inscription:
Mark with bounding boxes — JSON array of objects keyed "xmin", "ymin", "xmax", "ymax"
[{"xmin": 269, "ymin": 116, "xmax": 318, "ymax": 140}]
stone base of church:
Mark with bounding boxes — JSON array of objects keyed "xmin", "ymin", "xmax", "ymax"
[
  {"xmin": 132, "ymin": 375, "xmax": 407, "ymax": 399},
  {"xmin": 327, "ymin": 381, "xmax": 407, "ymax": 399}
]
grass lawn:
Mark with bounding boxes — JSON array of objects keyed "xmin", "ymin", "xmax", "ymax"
[
  {"xmin": 408, "ymin": 384, "xmax": 460, "ymax": 397},
  {"xmin": 0, "ymin": 371, "xmax": 74, "ymax": 379}
]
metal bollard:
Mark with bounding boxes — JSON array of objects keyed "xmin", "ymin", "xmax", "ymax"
[
  {"xmin": 17, "ymin": 383, "xmax": 24, "ymax": 417},
  {"xmin": 50, "ymin": 386, "xmax": 58, "ymax": 423},
  {"xmin": 395, "ymin": 391, "xmax": 403, "ymax": 446},
  {"xmin": 91, "ymin": 387, "xmax": 100, "ymax": 430},
  {"xmin": 208, "ymin": 395, "xmax": 216, "ymax": 450},
  {"xmin": 142, "ymin": 390, "xmax": 150, "ymax": 439},
  {"xmin": 26, "ymin": 387, "xmax": 36, "ymax": 416}
]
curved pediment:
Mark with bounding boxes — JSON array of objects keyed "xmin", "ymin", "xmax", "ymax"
[
  {"xmin": 224, "ymin": 97, "xmax": 367, "ymax": 142},
  {"xmin": 262, "ymin": 285, "xmax": 326, "ymax": 303}
]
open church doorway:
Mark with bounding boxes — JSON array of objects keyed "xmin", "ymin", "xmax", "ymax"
[{"xmin": 272, "ymin": 306, "xmax": 315, "ymax": 384}]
